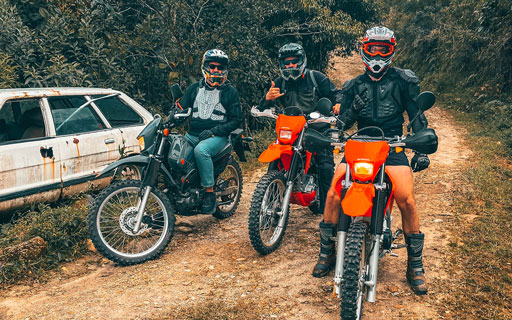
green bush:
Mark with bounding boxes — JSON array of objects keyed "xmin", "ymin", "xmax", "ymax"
[{"xmin": 0, "ymin": 201, "xmax": 89, "ymax": 286}]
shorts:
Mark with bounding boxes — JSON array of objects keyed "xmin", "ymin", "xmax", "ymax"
[{"xmin": 340, "ymin": 150, "xmax": 410, "ymax": 167}]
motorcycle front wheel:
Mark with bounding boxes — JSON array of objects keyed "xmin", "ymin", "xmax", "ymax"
[
  {"xmin": 248, "ymin": 170, "xmax": 288, "ymax": 255},
  {"xmin": 88, "ymin": 180, "xmax": 175, "ymax": 265},
  {"xmin": 341, "ymin": 221, "xmax": 370, "ymax": 320},
  {"xmin": 213, "ymin": 158, "xmax": 243, "ymax": 219}
]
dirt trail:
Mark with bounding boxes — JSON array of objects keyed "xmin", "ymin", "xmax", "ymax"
[{"xmin": 0, "ymin": 55, "xmax": 471, "ymax": 320}]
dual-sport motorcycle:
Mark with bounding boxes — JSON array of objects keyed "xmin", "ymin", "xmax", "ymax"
[
  {"xmin": 309, "ymin": 91, "xmax": 438, "ymax": 319},
  {"xmin": 248, "ymin": 99, "xmax": 338, "ymax": 255},
  {"xmin": 88, "ymin": 84, "xmax": 251, "ymax": 265}
]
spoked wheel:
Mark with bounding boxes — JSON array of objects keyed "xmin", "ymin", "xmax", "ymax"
[
  {"xmin": 248, "ymin": 170, "xmax": 288, "ymax": 255},
  {"xmin": 213, "ymin": 158, "xmax": 243, "ymax": 219},
  {"xmin": 116, "ymin": 164, "xmax": 142, "ymax": 180},
  {"xmin": 341, "ymin": 221, "xmax": 370, "ymax": 320},
  {"xmin": 88, "ymin": 180, "xmax": 175, "ymax": 265}
]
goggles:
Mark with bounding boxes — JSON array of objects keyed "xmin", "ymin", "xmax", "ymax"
[
  {"xmin": 362, "ymin": 42, "xmax": 395, "ymax": 57},
  {"xmin": 282, "ymin": 58, "xmax": 300, "ymax": 66},
  {"xmin": 208, "ymin": 63, "xmax": 226, "ymax": 71}
]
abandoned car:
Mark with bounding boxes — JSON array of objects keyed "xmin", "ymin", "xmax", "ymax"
[{"xmin": 0, "ymin": 87, "xmax": 153, "ymax": 214}]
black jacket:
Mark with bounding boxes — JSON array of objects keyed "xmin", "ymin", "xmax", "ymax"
[
  {"xmin": 339, "ymin": 67, "xmax": 428, "ymax": 137},
  {"xmin": 178, "ymin": 79, "xmax": 242, "ymax": 137},
  {"xmin": 258, "ymin": 69, "xmax": 342, "ymax": 113}
]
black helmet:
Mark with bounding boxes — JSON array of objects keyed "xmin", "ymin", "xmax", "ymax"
[
  {"xmin": 201, "ymin": 49, "xmax": 229, "ymax": 87},
  {"xmin": 361, "ymin": 26, "xmax": 396, "ymax": 77},
  {"xmin": 278, "ymin": 43, "xmax": 307, "ymax": 81}
]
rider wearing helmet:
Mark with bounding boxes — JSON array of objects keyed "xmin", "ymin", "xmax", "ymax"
[
  {"xmin": 258, "ymin": 43, "xmax": 343, "ymax": 215},
  {"xmin": 176, "ymin": 49, "xmax": 242, "ymax": 214},
  {"xmin": 312, "ymin": 27, "xmax": 431, "ymax": 296}
]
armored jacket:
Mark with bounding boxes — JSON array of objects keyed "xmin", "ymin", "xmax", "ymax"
[
  {"xmin": 339, "ymin": 67, "xmax": 428, "ymax": 137},
  {"xmin": 258, "ymin": 69, "xmax": 343, "ymax": 114},
  {"xmin": 178, "ymin": 79, "xmax": 242, "ymax": 137}
]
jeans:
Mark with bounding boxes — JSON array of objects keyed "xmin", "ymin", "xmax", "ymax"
[{"xmin": 185, "ymin": 133, "xmax": 229, "ymax": 188}]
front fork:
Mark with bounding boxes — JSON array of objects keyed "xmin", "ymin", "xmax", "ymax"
[
  {"xmin": 133, "ymin": 133, "xmax": 166, "ymax": 233},
  {"xmin": 333, "ymin": 164, "xmax": 388, "ymax": 303}
]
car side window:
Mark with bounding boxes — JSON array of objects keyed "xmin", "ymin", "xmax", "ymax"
[
  {"xmin": 48, "ymin": 96, "xmax": 106, "ymax": 135},
  {"xmin": 92, "ymin": 95, "xmax": 143, "ymax": 127},
  {"xmin": 0, "ymin": 99, "xmax": 45, "ymax": 143}
]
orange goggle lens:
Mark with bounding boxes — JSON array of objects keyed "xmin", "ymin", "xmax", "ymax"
[{"xmin": 362, "ymin": 42, "xmax": 395, "ymax": 57}]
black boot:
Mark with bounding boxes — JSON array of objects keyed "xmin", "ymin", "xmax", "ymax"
[
  {"xmin": 312, "ymin": 221, "xmax": 336, "ymax": 278},
  {"xmin": 405, "ymin": 232, "xmax": 428, "ymax": 295},
  {"xmin": 201, "ymin": 192, "xmax": 217, "ymax": 214}
]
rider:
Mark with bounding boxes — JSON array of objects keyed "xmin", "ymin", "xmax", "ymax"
[
  {"xmin": 258, "ymin": 42, "xmax": 343, "ymax": 215},
  {"xmin": 176, "ymin": 49, "xmax": 242, "ymax": 214},
  {"xmin": 311, "ymin": 27, "xmax": 431, "ymax": 295}
]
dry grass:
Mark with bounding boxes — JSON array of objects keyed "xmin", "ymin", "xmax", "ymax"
[{"xmin": 438, "ymin": 111, "xmax": 512, "ymax": 319}]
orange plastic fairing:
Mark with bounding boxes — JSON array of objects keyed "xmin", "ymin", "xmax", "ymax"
[
  {"xmin": 276, "ymin": 114, "xmax": 306, "ymax": 144},
  {"xmin": 341, "ymin": 183, "xmax": 375, "ymax": 217},
  {"xmin": 345, "ymin": 140, "xmax": 389, "ymax": 182},
  {"xmin": 259, "ymin": 143, "xmax": 293, "ymax": 163}
]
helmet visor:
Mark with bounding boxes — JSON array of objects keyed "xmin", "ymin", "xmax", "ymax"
[{"xmin": 362, "ymin": 42, "xmax": 395, "ymax": 57}]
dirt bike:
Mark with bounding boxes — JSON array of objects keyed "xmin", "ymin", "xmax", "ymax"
[
  {"xmin": 310, "ymin": 91, "xmax": 438, "ymax": 319},
  {"xmin": 248, "ymin": 99, "xmax": 337, "ymax": 255},
  {"xmin": 87, "ymin": 84, "xmax": 251, "ymax": 265}
]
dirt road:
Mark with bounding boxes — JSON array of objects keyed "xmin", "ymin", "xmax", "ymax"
[{"xmin": 0, "ymin": 56, "xmax": 471, "ymax": 320}]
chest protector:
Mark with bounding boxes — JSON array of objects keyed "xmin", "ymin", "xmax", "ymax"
[
  {"xmin": 282, "ymin": 70, "xmax": 319, "ymax": 114},
  {"xmin": 192, "ymin": 87, "xmax": 227, "ymax": 122},
  {"xmin": 356, "ymin": 76, "xmax": 404, "ymax": 123}
]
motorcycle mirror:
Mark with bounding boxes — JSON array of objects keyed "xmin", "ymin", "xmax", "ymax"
[
  {"xmin": 416, "ymin": 91, "xmax": 435, "ymax": 112},
  {"xmin": 309, "ymin": 112, "xmax": 321, "ymax": 119},
  {"xmin": 316, "ymin": 97, "xmax": 332, "ymax": 116},
  {"xmin": 170, "ymin": 83, "xmax": 183, "ymax": 102}
]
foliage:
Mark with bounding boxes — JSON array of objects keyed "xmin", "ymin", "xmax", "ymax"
[
  {"xmin": 376, "ymin": 0, "xmax": 512, "ymax": 95},
  {"xmin": 0, "ymin": 0, "xmax": 374, "ymax": 117},
  {"xmin": 0, "ymin": 201, "xmax": 89, "ymax": 286}
]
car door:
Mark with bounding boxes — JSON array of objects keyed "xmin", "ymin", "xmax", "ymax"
[
  {"xmin": 0, "ymin": 98, "xmax": 62, "ymax": 212},
  {"xmin": 46, "ymin": 95, "xmax": 124, "ymax": 197}
]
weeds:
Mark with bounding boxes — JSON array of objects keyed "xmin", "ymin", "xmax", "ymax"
[{"xmin": 440, "ymin": 109, "xmax": 512, "ymax": 319}]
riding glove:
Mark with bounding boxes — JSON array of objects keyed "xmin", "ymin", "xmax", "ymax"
[
  {"xmin": 411, "ymin": 152, "xmax": 430, "ymax": 172},
  {"xmin": 351, "ymin": 88, "xmax": 369, "ymax": 112},
  {"xmin": 198, "ymin": 129, "xmax": 214, "ymax": 141}
]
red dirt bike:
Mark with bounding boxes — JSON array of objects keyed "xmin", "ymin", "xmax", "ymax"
[
  {"xmin": 316, "ymin": 91, "xmax": 437, "ymax": 320},
  {"xmin": 248, "ymin": 99, "xmax": 337, "ymax": 255}
]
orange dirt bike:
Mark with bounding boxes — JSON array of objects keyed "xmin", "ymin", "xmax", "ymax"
[
  {"xmin": 311, "ymin": 91, "xmax": 438, "ymax": 320},
  {"xmin": 248, "ymin": 99, "xmax": 338, "ymax": 255}
]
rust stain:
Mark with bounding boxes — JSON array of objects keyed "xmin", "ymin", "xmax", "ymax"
[
  {"xmin": 51, "ymin": 157, "xmax": 55, "ymax": 180},
  {"xmin": 42, "ymin": 156, "xmax": 47, "ymax": 179}
]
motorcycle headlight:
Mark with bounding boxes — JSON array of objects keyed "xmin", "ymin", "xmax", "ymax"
[
  {"xmin": 138, "ymin": 136, "xmax": 145, "ymax": 151},
  {"xmin": 279, "ymin": 130, "xmax": 293, "ymax": 140},
  {"xmin": 353, "ymin": 162, "xmax": 373, "ymax": 180}
]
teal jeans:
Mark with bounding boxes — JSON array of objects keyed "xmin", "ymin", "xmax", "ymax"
[{"xmin": 185, "ymin": 133, "xmax": 228, "ymax": 188}]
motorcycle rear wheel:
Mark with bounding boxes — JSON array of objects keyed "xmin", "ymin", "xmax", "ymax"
[
  {"xmin": 248, "ymin": 170, "xmax": 288, "ymax": 255},
  {"xmin": 213, "ymin": 158, "xmax": 243, "ymax": 219},
  {"xmin": 341, "ymin": 221, "xmax": 370, "ymax": 320},
  {"xmin": 88, "ymin": 180, "xmax": 175, "ymax": 265}
]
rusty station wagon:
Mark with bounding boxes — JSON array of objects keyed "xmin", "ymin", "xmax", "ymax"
[{"xmin": 0, "ymin": 88, "xmax": 153, "ymax": 213}]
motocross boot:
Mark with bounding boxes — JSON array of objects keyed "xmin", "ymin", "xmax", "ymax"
[
  {"xmin": 312, "ymin": 221, "xmax": 336, "ymax": 278},
  {"xmin": 202, "ymin": 191, "xmax": 217, "ymax": 214},
  {"xmin": 405, "ymin": 232, "xmax": 428, "ymax": 295}
]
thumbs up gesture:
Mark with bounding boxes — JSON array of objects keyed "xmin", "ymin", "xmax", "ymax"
[{"xmin": 265, "ymin": 81, "xmax": 285, "ymax": 101}]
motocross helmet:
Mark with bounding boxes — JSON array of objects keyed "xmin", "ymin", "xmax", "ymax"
[
  {"xmin": 361, "ymin": 26, "xmax": 396, "ymax": 77},
  {"xmin": 278, "ymin": 43, "xmax": 307, "ymax": 81},
  {"xmin": 201, "ymin": 49, "xmax": 229, "ymax": 87}
]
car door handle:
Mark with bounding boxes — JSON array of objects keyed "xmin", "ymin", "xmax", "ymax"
[{"xmin": 104, "ymin": 138, "xmax": 115, "ymax": 144}]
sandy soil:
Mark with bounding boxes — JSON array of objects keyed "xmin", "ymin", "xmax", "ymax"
[{"xmin": 0, "ymin": 55, "xmax": 471, "ymax": 320}]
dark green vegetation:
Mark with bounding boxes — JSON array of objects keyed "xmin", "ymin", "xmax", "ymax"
[{"xmin": 0, "ymin": 0, "xmax": 373, "ymax": 115}]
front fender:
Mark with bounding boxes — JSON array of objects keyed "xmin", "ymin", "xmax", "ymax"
[
  {"xmin": 258, "ymin": 143, "xmax": 293, "ymax": 163},
  {"xmin": 97, "ymin": 154, "xmax": 150, "ymax": 178}
]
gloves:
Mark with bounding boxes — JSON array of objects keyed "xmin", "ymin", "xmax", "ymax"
[
  {"xmin": 351, "ymin": 88, "xmax": 368, "ymax": 112},
  {"xmin": 411, "ymin": 152, "xmax": 430, "ymax": 172},
  {"xmin": 198, "ymin": 129, "xmax": 214, "ymax": 141}
]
